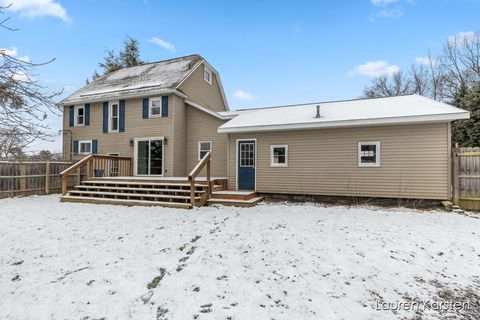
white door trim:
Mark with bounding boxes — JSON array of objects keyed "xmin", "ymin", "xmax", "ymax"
[{"xmin": 235, "ymin": 138, "xmax": 257, "ymax": 191}]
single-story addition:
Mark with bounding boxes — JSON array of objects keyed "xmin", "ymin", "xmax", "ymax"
[{"xmin": 59, "ymin": 54, "xmax": 470, "ymax": 208}]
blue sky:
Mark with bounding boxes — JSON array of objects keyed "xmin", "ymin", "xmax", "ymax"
[{"xmin": 1, "ymin": 0, "xmax": 479, "ymax": 152}]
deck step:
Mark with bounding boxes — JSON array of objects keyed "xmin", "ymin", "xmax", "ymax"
[
  {"xmin": 207, "ymin": 196, "xmax": 264, "ymax": 207},
  {"xmin": 61, "ymin": 196, "xmax": 193, "ymax": 209},
  {"xmin": 82, "ymin": 180, "xmax": 208, "ymax": 188},
  {"xmin": 68, "ymin": 190, "xmax": 200, "ymax": 201},
  {"xmin": 74, "ymin": 185, "xmax": 205, "ymax": 194},
  {"xmin": 211, "ymin": 190, "xmax": 257, "ymax": 201}
]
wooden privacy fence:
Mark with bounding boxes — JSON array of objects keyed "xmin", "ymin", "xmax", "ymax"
[
  {"xmin": 0, "ymin": 161, "xmax": 75, "ymax": 199},
  {"xmin": 452, "ymin": 147, "xmax": 480, "ymax": 210}
]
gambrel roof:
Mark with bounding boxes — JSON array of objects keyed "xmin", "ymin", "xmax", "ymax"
[{"xmin": 61, "ymin": 54, "xmax": 228, "ymax": 109}]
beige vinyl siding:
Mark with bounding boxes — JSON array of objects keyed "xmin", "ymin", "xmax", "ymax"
[
  {"xmin": 228, "ymin": 123, "xmax": 451, "ymax": 200},
  {"xmin": 63, "ymin": 95, "xmax": 176, "ymax": 176},
  {"xmin": 186, "ymin": 106, "xmax": 228, "ymax": 177},
  {"xmin": 172, "ymin": 95, "xmax": 187, "ymax": 176},
  {"xmin": 178, "ymin": 63, "xmax": 226, "ymax": 112}
]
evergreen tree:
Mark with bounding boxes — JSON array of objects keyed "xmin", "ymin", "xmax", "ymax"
[
  {"xmin": 92, "ymin": 36, "xmax": 144, "ymax": 80},
  {"xmin": 452, "ymin": 82, "xmax": 480, "ymax": 147}
]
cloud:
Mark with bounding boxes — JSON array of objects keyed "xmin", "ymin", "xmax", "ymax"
[
  {"xmin": 376, "ymin": 8, "xmax": 403, "ymax": 18},
  {"xmin": 370, "ymin": 0, "xmax": 399, "ymax": 5},
  {"xmin": 148, "ymin": 37, "xmax": 176, "ymax": 52},
  {"xmin": 415, "ymin": 56, "xmax": 437, "ymax": 65},
  {"xmin": 0, "ymin": 46, "xmax": 31, "ymax": 62},
  {"xmin": 349, "ymin": 60, "xmax": 400, "ymax": 78},
  {"xmin": 448, "ymin": 31, "xmax": 476, "ymax": 44},
  {"xmin": 1, "ymin": 0, "xmax": 70, "ymax": 22},
  {"xmin": 233, "ymin": 90, "xmax": 256, "ymax": 101}
]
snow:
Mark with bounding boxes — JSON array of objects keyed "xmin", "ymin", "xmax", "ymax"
[
  {"xmin": 61, "ymin": 55, "xmax": 202, "ymax": 105},
  {"xmin": 218, "ymin": 94, "xmax": 470, "ymax": 133},
  {"xmin": 1, "ymin": 195, "xmax": 479, "ymax": 320}
]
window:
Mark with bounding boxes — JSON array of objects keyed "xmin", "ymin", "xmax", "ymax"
[
  {"xmin": 240, "ymin": 142, "xmax": 255, "ymax": 167},
  {"xmin": 110, "ymin": 102, "xmax": 119, "ymax": 132},
  {"xmin": 204, "ymin": 66, "xmax": 212, "ymax": 85},
  {"xmin": 79, "ymin": 140, "xmax": 92, "ymax": 155},
  {"xmin": 198, "ymin": 141, "xmax": 212, "ymax": 160},
  {"xmin": 149, "ymin": 98, "xmax": 162, "ymax": 117},
  {"xmin": 270, "ymin": 145, "xmax": 288, "ymax": 167},
  {"xmin": 358, "ymin": 142, "xmax": 380, "ymax": 167},
  {"xmin": 75, "ymin": 106, "xmax": 84, "ymax": 126}
]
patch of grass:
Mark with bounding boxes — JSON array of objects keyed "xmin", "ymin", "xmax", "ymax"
[
  {"xmin": 186, "ymin": 246, "xmax": 197, "ymax": 255},
  {"xmin": 147, "ymin": 268, "xmax": 166, "ymax": 290},
  {"xmin": 191, "ymin": 235, "xmax": 201, "ymax": 243}
]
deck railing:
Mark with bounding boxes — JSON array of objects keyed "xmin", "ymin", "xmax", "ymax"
[
  {"xmin": 60, "ymin": 154, "xmax": 133, "ymax": 195},
  {"xmin": 188, "ymin": 151, "xmax": 211, "ymax": 206}
]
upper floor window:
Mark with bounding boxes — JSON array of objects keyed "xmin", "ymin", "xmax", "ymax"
[
  {"xmin": 358, "ymin": 142, "xmax": 380, "ymax": 167},
  {"xmin": 79, "ymin": 140, "xmax": 92, "ymax": 155},
  {"xmin": 75, "ymin": 106, "xmax": 84, "ymax": 126},
  {"xmin": 198, "ymin": 141, "xmax": 212, "ymax": 160},
  {"xmin": 204, "ymin": 66, "xmax": 212, "ymax": 85},
  {"xmin": 110, "ymin": 102, "xmax": 119, "ymax": 132},
  {"xmin": 150, "ymin": 98, "xmax": 162, "ymax": 117},
  {"xmin": 270, "ymin": 145, "xmax": 288, "ymax": 167}
]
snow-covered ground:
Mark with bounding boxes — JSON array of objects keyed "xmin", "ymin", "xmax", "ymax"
[{"xmin": 1, "ymin": 195, "xmax": 479, "ymax": 320}]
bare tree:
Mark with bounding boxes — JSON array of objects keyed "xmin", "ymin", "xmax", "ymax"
[
  {"xmin": 0, "ymin": 5, "xmax": 61, "ymax": 159},
  {"xmin": 441, "ymin": 32, "xmax": 480, "ymax": 99},
  {"xmin": 363, "ymin": 32, "xmax": 480, "ymax": 101}
]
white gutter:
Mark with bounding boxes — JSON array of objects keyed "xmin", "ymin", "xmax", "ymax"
[
  {"xmin": 218, "ymin": 112, "xmax": 470, "ymax": 133},
  {"xmin": 185, "ymin": 99, "xmax": 236, "ymax": 120},
  {"xmin": 60, "ymin": 88, "xmax": 188, "ymax": 105}
]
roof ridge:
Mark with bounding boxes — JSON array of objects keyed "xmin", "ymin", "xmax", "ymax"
[
  {"xmin": 235, "ymin": 94, "xmax": 417, "ymax": 112},
  {"xmin": 106, "ymin": 54, "xmax": 203, "ymax": 72}
]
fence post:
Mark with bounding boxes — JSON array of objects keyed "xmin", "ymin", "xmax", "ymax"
[
  {"xmin": 45, "ymin": 161, "xmax": 50, "ymax": 194},
  {"xmin": 452, "ymin": 148, "xmax": 460, "ymax": 205},
  {"xmin": 19, "ymin": 164, "xmax": 26, "ymax": 193}
]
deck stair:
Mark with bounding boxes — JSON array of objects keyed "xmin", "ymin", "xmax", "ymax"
[
  {"xmin": 207, "ymin": 190, "xmax": 264, "ymax": 207},
  {"xmin": 60, "ymin": 178, "xmax": 219, "ymax": 209}
]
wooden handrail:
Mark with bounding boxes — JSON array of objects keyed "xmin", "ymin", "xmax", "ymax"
[
  {"xmin": 188, "ymin": 151, "xmax": 211, "ymax": 206},
  {"xmin": 60, "ymin": 154, "xmax": 133, "ymax": 196}
]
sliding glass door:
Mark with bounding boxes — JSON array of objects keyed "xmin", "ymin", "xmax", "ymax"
[{"xmin": 135, "ymin": 137, "xmax": 164, "ymax": 176}]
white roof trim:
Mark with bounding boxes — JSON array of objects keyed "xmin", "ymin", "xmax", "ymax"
[
  {"xmin": 61, "ymin": 89, "xmax": 187, "ymax": 105},
  {"xmin": 176, "ymin": 59, "xmax": 230, "ymax": 111},
  {"xmin": 185, "ymin": 99, "xmax": 235, "ymax": 120},
  {"xmin": 218, "ymin": 112, "xmax": 470, "ymax": 133}
]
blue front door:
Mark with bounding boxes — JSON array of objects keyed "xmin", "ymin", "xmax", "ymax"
[{"xmin": 238, "ymin": 140, "xmax": 256, "ymax": 190}]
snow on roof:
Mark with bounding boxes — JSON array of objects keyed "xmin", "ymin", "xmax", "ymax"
[
  {"xmin": 61, "ymin": 54, "xmax": 202, "ymax": 104},
  {"xmin": 218, "ymin": 94, "xmax": 470, "ymax": 133}
]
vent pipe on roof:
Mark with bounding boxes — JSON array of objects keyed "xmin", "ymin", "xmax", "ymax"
[{"xmin": 315, "ymin": 105, "xmax": 321, "ymax": 118}]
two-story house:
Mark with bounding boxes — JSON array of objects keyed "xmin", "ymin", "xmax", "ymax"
[{"xmin": 60, "ymin": 54, "xmax": 469, "ymax": 208}]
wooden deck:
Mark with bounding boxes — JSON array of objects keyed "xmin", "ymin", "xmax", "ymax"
[
  {"xmin": 60, "ymin": 176, "xmax": 263, "ymax": 208},
  {"xmin": 59, "ymin": 154, "xmax": 263, "ymax": 208}
]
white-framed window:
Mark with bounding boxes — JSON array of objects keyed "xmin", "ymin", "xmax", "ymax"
[
  {"xmin": 75, "ymin": 105, "xmax": 84, "ymax": 126},
  {"xmin": 270, "ymin": 144, "xmax": 288, "ymax": 167},
  {"xmin": 110, "ymin": 101, "xmax": 119, "ymax": 132},
  {"xmin": 204, "ymin": 66, "xmax": 212, "ymax": 85},
  {"xmin": 358, "ymin": 142, "xmax": 380, "ymax": 167},
  {"xmin": 198, "ymin": 141, "xmax": 212, "ymax": 160},
  {"xmin": 149, "ymin": 97, "xmax": 162, "ymax": 117},
  {"xmin": 79, "ymin": 140, "xmax": 92, "ymax": 155}
]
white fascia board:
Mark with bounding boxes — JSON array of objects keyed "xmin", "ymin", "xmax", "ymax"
[
  {"xmin": 185, "ymin": 99, "xmax": 235, "ymax": 120},
  {"xmin": 217, "ymin": 112, "xmax": 470, "ymax": 133},
  {"xmin": 60, "ymin": 88, "xmax": 187, "ymax": 106}
]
